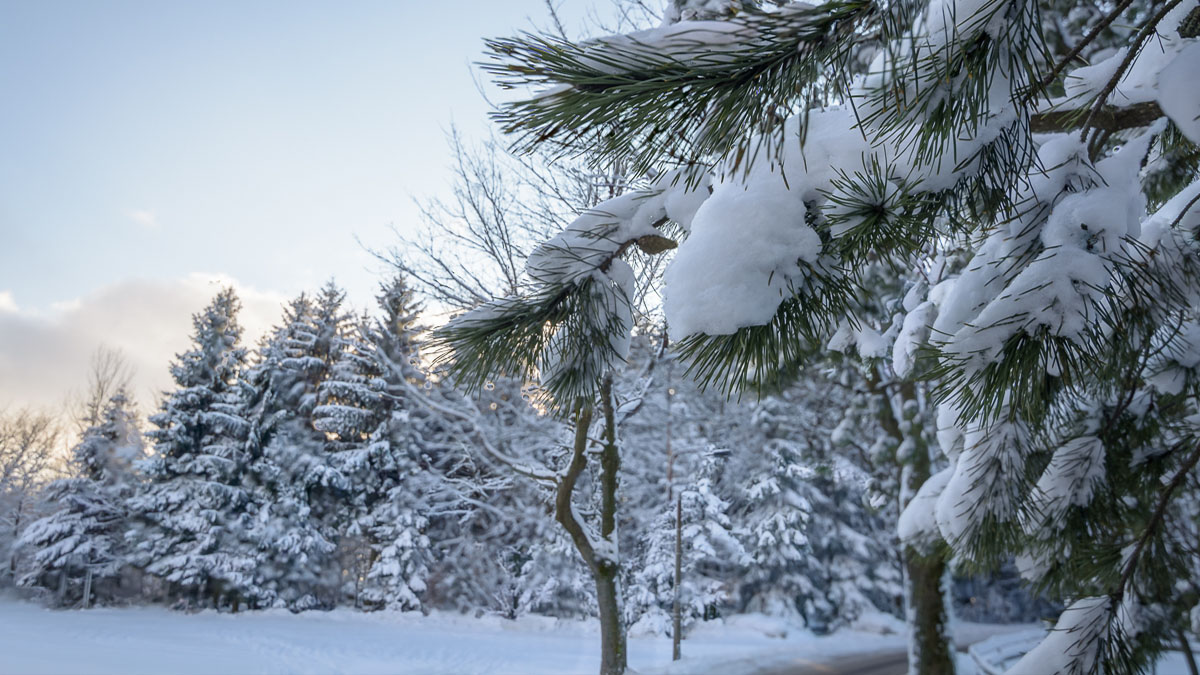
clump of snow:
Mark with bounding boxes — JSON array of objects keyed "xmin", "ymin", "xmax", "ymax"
[
  {"xmin": 892, "ymin": 300, "xmax": 936, "ymax": 377},
  {"xmin": 664, "ymin": 168, "xmax": 817, "ymax": 336},
  {"xmin": 1158, "ymin": 42, "xmax": 1200, "ymax": 146},
  {"xmin": 897, "ymin": 467, "xmax": 951, "ymax": 551},
  {"xmin": 526, "ymin": 192, "xmax": 663, "ymax": 287},
  {"xmin": 664, "ymin": 108, "xmax": 871, "ymax": 337}
]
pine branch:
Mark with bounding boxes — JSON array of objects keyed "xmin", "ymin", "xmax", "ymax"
[
  {"xmin": 1170, "ymin": 191, "xmax": 1200, "ymax": 230},
  {"xmin": 1078, "ymin": 0, "xmax": 1185, "ymax": 145},
  {"xmin": 1030, "ymin": 101, "xmax": 1164, "ymax": 135},
  {"xmin": 1114, "ymin": 441, "xmax": 1200, "ymax": 603},
  {"xmin": 483, "ymin": 1, "xmax": 878, "ymax": 175},
  {"xmin": 675, "ymin": 265, "xmax": 855, "ymax": 394},
  {"xmin": 1035, "ymin": 0, "xmax": 1137, "ymax": 92}
]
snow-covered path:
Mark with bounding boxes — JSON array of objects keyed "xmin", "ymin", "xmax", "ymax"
[{"xmin": 0, "ymin": 601, "xmax": 906, "ymax": 675}]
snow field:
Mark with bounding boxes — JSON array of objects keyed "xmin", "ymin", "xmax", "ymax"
[{"xmin": 0, "ymin": 601, "xmax": 908, "ymax": 675}]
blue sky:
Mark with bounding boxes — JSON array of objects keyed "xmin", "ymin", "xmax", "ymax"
[
  {"xmin": 0, "ymin": 0, "xmax": 603, "ymax": 411},
  {"xmin": 0, "ymin": 0, "xmax": 590, "ymax": 309}
]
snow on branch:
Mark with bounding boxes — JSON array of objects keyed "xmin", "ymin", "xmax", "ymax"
[
  {"xmin": 434, "ymin": 172, "xmax": 702, "ymax": 405},
  {"xmin": 484, "ymin": 1, "xmax": 877, "ymax": 176}
]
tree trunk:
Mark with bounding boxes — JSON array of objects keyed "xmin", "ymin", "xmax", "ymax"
[
  {"xmin": 555, "ymin": 395, "xmax": 627, "ymax": 675},
  {"xmin": 877, "ymin": 378, "xmax": 955, "ymax": 675},
  {"xmin": 906, "ymin": 546, "xmax": 954, "ymax": 675},
  {"xmin": 672, "ymin": 494, "xmax": 683, "ymax": 661},
  {"xmin": 598, "ymin": 376, "xmax": 627, "ymax": 675},
  {"xmin": 665, "ymin": 363, "xmax": 682, "ymax": 661},
  {"xmin": 9, "ymin": 508, "xmax": 22, "ymax": 576},
  {"xmin": 594, "ymin": 559, "xmax": 626, "ymax": 675}
]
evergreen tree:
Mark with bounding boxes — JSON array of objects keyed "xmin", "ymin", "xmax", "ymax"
[
  {"xmin": 628, "ymin": 448, "xmax": 746, "ymax": 635},
  {"xmin": 241, "ymin": 284, "xmax": 349, "ymax": 610},
  {"xmin": 315, "ymin": 275, "xmax": 439, "ymax": 610},
  {"xmin": 737, "ymin": 393, "xmax": 902, "ymax": 633},
  {"xmin": 472, "ymin": 1, "xmax": 1200, "ymax": 670},
  {"xmin": 17, "ymin": 392, "xmax": 142, "ymax": 605},
  {"xmin": 313, "ymin": 312, "xmax": 392, "ymax": 605},
  {"xmin": 126, "ymin": 288, "xmax": 258, "ymax": 608}
]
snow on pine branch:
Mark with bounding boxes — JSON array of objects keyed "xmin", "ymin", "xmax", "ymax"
[
  {"xmin": 1009, "ymin": 596, "xmax": 1143, "ymax": 675},
  {"xmin": 484, "ymin": 1, "xmax": 877, "ymax": 176},
  {"xmin": 436, "ymin": 171, "xmax": 703, "ymax": 405}
]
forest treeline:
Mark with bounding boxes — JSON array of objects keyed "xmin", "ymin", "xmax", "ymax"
[{"xmin": 0, "ymin": 275, "xmax": 1047, "ymax": 634}]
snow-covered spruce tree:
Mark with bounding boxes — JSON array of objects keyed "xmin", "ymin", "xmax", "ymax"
[
  {"xmin": 478, "ymin": 0, "xmax": 1200, "ymax": 671},
  {"xmin": 241, "ymin": 283, "xmax": 349, "ymax": 610},
  {"xmin": 127, "ymin": 287, "xmax": 259, "ymax": 609},
  {"xmin": 313, "ymin": 274, "xmax": 458, "ymax": 611},
  {"xmin": 628, "ymin": 446, "xmax": 747, "ymax": 635},
  {"xmin": 17, "ymin": 392, "xmax": 143, "ymax": 606},
  {"xmin": 738, "ymin": 392, "xmax": 903, "ymax": 634},
  {"xmin": 312, "ymin": 311, "xmax": 393, "ymax": 607}
]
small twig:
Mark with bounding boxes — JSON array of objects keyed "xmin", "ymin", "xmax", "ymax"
[
  {"xmin": 1115, "ymin": 441, "xmax": 1200, "ymax": 602},
  {"xmin": 1169, "ymin": 190, "xmax": 1200, "ymax": 230},
  {"xmin": 1037, "ymin": 0, "xmax": 1137, "ymax": 93},
  {"xmin": 1079, "ymin": 0, "xmax": 1184, "ymax": 146}
]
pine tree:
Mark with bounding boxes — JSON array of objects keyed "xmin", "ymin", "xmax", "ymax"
[
  {"xmin": 317, "ymin": 275, "xmax": 439, "ymax": 611},
  {"xmin": 472, "ymin": 1, "xmax": 1200, "ymax": 670},
  {"xmin": 241, "ymin": 284, "xmax": 349, "ymax": 610},
  {"xmin": 17, "ymin": 392, "xmax": 142, "ymax": 605},
  {"xmin": 126, "ymin": 287, "xmax": 259, "ymax": 608}
]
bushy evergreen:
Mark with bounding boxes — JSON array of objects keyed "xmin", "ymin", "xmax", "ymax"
[
  {"xmin": 18, "ymin": 392, "xmax": 142, "ymax": 605},
  {"xmin": 126, "ymin": 287, "xmax": 259, "ymax": 608}
]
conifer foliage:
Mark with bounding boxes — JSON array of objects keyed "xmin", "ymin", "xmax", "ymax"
[
  {"xmin": 126, "ymin": 287, "xmax": 259, "ymax": 607},
  {"xmin": 18, "ymin": 392, "xmax": 142, "ymax": 605},
  {"xmin": 469, "ymin": 0, "xmax": 1200, "ymax": 670}
]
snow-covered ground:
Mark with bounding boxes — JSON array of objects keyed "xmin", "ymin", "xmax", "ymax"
[
  {"xmin": 0, "ymin": 601, "xmax": 907, "ymax": 675},
  {"xmin": 15, "ymin": 599, "xmax": 1191, "ymax": 675}
]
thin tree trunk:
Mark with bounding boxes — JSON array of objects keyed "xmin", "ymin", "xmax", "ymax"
[
  {"xmin": 9, "ymin": 507, "xmax": 22, "ymax": 575},
  {"xmin": 555, "ymin": 396, "xmax": 627, "ymax": 675},
  {"xmin": 82, "ymin": 568, "xmax": 93, "ymax": 609},
  {"xmin": 598, "ymin": 376, "xmax": 627, "ymax": 675},
  {"xmin": 672, "ymin": 494, "xmax": 683, "ymax": 661},
  {"xmin": 665, "ymin": 363, "xmax": 681, "ymax": 661}
]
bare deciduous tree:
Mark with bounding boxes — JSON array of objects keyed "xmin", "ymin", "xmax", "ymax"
[
  {"xmin": 68, "ymin": 346, "xmax": 135, "ymax": 437},
  {"xmin": 0, "ymin": 408, "xmax": 63, "ymax": 579},
  {"xmin": 382, "ymin": 127, "xmax": 670, "ymax": 321}
]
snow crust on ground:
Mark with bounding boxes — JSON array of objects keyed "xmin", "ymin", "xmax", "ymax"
[{"xmin": 0, "ymin": 601, "xmax": 906, "ymax": 675}]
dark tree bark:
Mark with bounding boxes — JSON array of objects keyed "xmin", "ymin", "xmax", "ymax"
[
  {"xmin": 903, "ymin": 425, "xmax": 953, "ymax": 675},
  {"xmin": 906, "ymin": 544, "xmax": 954, "ymax": 675},
  {"xmin": 874, "ymin": 378, "xmax": 955, "ymax": 675}
]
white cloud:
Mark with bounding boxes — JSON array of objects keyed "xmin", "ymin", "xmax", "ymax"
[
  {"xmin": 127, "ymin": 209, "xmax": 160, "ymax": 229},
  {"xmin": 0, "ymin": 275, "xmax": 287, "ymax": 416}
]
